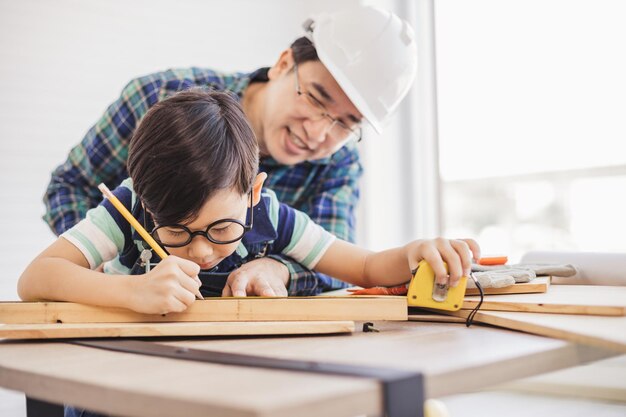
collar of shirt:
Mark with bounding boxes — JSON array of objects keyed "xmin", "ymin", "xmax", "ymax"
[{"xmin": 225, "ymin": 67, "xmax": 269, "ymax": 101}]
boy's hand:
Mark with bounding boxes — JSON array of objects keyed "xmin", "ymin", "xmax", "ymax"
[
  {"xmin": 222, "ymin": 258, "xmax": 289, "ymax": 297},
  {"xmin": 127, "ymin": 256, "xmax": 202, "ymax": 314},
  {"xmin": 405, "ymin": 238, "xmax": 481, "ymax": 288}
]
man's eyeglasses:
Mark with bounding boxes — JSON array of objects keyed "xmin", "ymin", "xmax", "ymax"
[
  {"xmin": 293, "ymin": 61, "xmax": 362, "ymax": 143},
  {"xmin": 151, "ymin": 192, "xmax": 254, "ymax": 247}
]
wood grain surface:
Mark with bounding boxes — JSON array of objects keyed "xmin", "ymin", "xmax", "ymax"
[
  {"xmin": 462, "ymin": 285, "xmax": 626, "ymax": 316},
  {"xmin": 0, "ymin": 296, "xmax": 408, "ymax": 324},
  {"xmin": 0, "ymin": 321, "xmax": 355, "ymax": 339},
  {"xmin": 447, "ymin": 309, "xmax": 626, "ymax": 352}
]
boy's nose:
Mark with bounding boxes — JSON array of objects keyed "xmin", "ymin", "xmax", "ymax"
[{"xmin": 187, "ymin": 236, "xmax": 214, "ymax": 260}]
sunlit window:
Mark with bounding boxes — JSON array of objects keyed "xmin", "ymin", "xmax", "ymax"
[{"xmin": 436, "ymin": 0, "xmax": 626, "ymax": 260}]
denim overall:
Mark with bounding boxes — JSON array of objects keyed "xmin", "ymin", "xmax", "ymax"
[{"xmin": 128, "ymin": 239, "xmax": 270, "ymax": 297}]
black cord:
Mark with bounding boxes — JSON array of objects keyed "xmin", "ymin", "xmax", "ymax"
[{"xmin": 466, "ymin": 273, "xmax": 483, "ymax": 327}]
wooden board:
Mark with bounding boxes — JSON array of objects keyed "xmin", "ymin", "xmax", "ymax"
[
  {"xmin": 0, "ymin": 296, "xmax": 408, "ymax": 324},
  {"xmin": 407, "ymin": 309, "xmax": 466, "ymax": 323},
  {"xmin": 408, "ymin": 314, "xmax": 466, "ymax": 323},
  {"xmin": 446, "ymin": 309, "xmax": 626, "ymax": 353},
  {"xmin": 498, "ymin": 354, "xmax": 626, "ymax": 402},
  {"xmin": 0, "ymin": 320, "xmax": 355, "ymax": 340},
  {"xmin": 462, "ymin": 285, "xmax": 626, "ymax": 316},
  {"xmin": 465, "ymin": 276, "xmax": 550, "ymax": 296}
]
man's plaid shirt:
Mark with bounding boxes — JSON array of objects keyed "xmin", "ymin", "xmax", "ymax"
[{"xmin": 43, "ymin": 67, "xmax": 363, "ymax": 295}]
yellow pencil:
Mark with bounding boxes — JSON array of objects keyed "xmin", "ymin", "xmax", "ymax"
[
  {"xmin": 98, "ymin": 183, "xmax": 204, "ymax": 300},
  {"xmin": 98, "ymin": 183, "xmax": 169, "ymax": 259}
]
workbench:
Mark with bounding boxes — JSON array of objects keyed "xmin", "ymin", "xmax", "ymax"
[{"xmin": 0, "ymin": 320, "xmax": 614, "ymax": 417}]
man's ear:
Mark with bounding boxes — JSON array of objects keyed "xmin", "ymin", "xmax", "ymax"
[
  {"xmin": 251, "ymin": 172, "xmax": 268, "ymax": 206},
  {"xmin": 267, "ymin": 48, "xmax": 295, "ymax": 80}
]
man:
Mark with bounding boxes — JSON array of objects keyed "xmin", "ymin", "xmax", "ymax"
[{"xmin": 43, "ymin": 5, "xmax": 417, "ymax": 296}]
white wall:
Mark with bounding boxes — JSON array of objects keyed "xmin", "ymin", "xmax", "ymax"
[{"xmin": 0, "ymin": 0, "xmax": 375, "ymax": 300}]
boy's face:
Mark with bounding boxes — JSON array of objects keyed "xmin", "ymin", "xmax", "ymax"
[
  {"xmin": 155, "ymin": 187, "xmax": 251, "ymax": 269},
  {"xmin": 258, "ymin": 51, "xmax": 363, "ymax": 165}
]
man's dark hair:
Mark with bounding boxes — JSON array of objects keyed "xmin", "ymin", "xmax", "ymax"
[
  {"xmin": 128, "ymin": 89, "xmax": 258, "ymax": 226},
  {"xmin": 290, "ymin": 37, "xmax": 319, "ymax": 64}
]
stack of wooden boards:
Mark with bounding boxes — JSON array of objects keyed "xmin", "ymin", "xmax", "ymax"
[
  {"xmin": 2, "ymin": 276, "xmax": 625, "ymax": 351},
  {"xmin": 0, "ymin": 296, "xmax": 408, "ymax": 339},
  {"xmin": 425, "ymin": 276, "xmax": 626, "ymax": 353}
]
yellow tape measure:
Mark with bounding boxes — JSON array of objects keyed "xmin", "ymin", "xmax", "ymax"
[{"xmin": 407, "ymin": 260, "xmax": 467, "ymax": 311}]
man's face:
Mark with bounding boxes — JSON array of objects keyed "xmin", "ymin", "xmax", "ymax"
[{"xmin": 259, "ymin": 53, "xmax": 363, "ymax": 165}]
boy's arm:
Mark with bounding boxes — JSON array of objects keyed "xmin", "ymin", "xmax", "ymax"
[
  {"xmin": 314, "ymin": 238, "xmax": 481, "ymax": 289},
  {"xmin": 28, "ymin": 179, "xmax": 204, "ymax": 313},
  {"xmin": 18, "ymin": 238, "xmax": 203, "ymax": 314},
  {"xmin": 18, "ymin": 238, "xmax": 135, "ymax": 308}
]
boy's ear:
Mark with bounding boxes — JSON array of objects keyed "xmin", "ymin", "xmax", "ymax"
[
  {"xmin": 251, "ymin": 172, "xmax": 267, "ymax": 206},
  {"xmin": 267, "ymin": 48, "xmax": 294, "ymax": 80}
]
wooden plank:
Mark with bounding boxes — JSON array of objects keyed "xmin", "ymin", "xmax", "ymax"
[
  {"xmin": 0, "ymin": 321, "xmax": 355, "ymax": 340},
  {"xmin": 407, "ymin": 309, "xmax": 466, "ymax": 323},
  {"xmin": 462, "ymin": 285, "xmax": 626, "ymax": 316},
  {"xmin": 465, "ymin": 276, "xmax": 550, "ymax": 296},
  {"xmin": 498, "ymin": 354, "xmax": 626, "ymax": 402},
  {"xmin": 0, "ymin": 297, "xmax": 408, "ymax": 324},
  {"xmin": 446, "ymin": 309, "xmax": 626, "ymax": 353},
  {"xmin": 408, "ymin": 314, "xmax": 466, "ymax": 324}
]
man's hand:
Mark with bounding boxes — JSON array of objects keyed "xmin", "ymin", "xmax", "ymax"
[{"xmin": 222, "ymin": 257, "xmax": 290, "ymax": 297}]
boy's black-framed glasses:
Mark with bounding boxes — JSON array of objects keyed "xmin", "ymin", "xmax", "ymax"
[
  {"xmin": 293, "ymin": 60, "xmax": 363, "ymax": 143},
  {"xmin": 151, "ymin": 192, "xmax": 254, "ymax": 247}
]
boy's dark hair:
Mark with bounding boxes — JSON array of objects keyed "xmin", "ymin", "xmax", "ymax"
[
  {"xmin": 291, "ymin": 37, "xmax": 319, "ymax": 64},
  {"xmin": 128, "ymin": 89, "xmax": 258, "ymax": 226}
]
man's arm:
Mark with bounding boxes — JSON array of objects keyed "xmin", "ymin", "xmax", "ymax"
[
  {"xmin": 43, "ymin": 78, "xmax": 154, "ymax": 235},
  {"xmin": 43, "ymin": 68, "xmax": 228, "ymax": 235}
]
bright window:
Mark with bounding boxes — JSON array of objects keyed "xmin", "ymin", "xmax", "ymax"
[{"xmin": 435, "ymin": 0, "xmax": 626, "ymax": 260}]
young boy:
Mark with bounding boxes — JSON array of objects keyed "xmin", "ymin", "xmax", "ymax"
[{"xmin": 19, "ymin": 90, "xmax": 480, "ymax": 315}]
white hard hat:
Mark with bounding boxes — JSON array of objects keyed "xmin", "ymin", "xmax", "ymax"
[{"xmin": 303, "ymin": 5, "xmax": 417, "ymax": 133}]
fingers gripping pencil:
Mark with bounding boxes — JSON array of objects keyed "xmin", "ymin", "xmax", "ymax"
[{"xmin": 98, "ymin": 183, "xmax": 203, "ymax": 299}]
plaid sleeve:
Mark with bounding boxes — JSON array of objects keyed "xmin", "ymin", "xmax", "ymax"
[
  {"xmin": 42, "ymin": 76, "xmax": 159, "ymax": 235},
  {"xmin": 42, "ymin": 68, "xmax": 239, "ymax": 236},
  {"xmin": 273, "ymin": 146, "xmax": 363, "ymax": 295}
]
